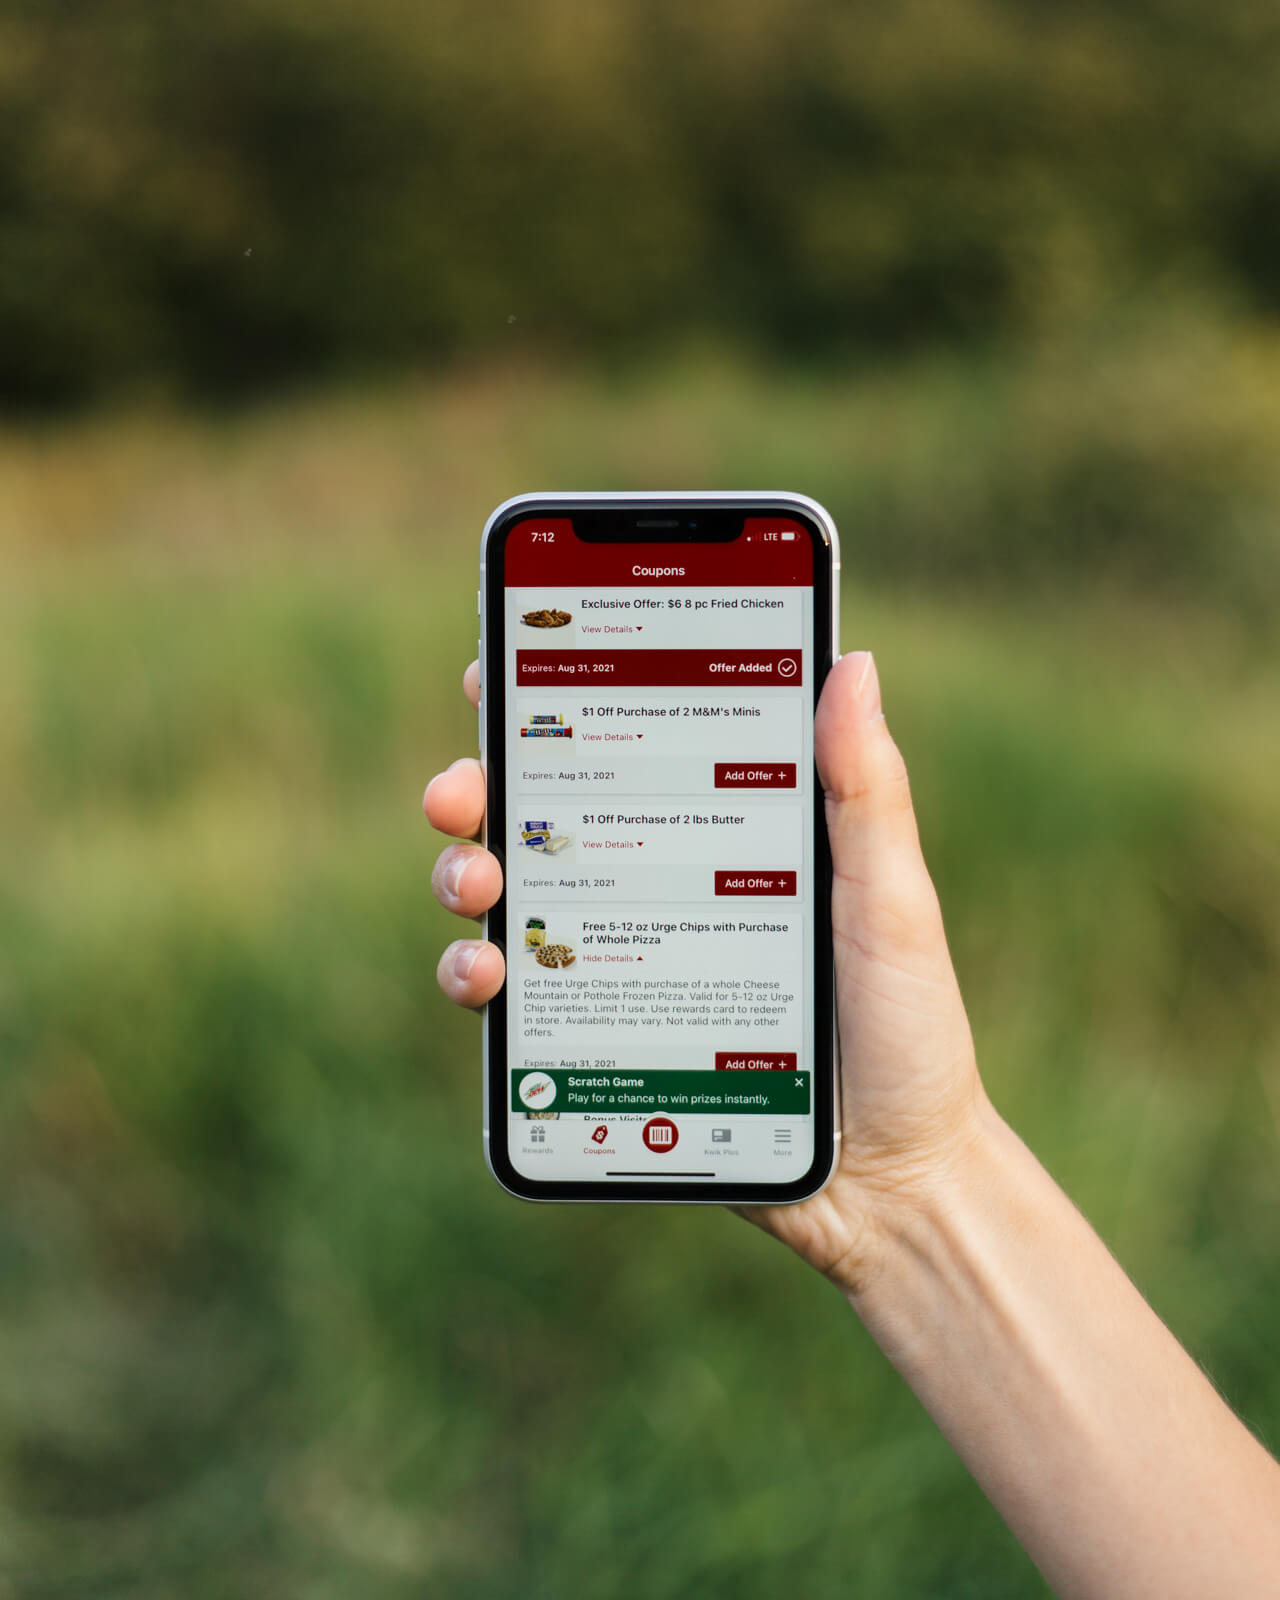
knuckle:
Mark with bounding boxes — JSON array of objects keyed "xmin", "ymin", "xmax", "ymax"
[
  {"xmin": 430, "ymin": 845, "xmax": 461, "ymax": 902},
  {"xmin": 872, "ymin": 737, "xmax": 914, "ymax": 811},
  {"xmin": 435, "ymin": 941, "xmax": 461, "ymax": 994}
]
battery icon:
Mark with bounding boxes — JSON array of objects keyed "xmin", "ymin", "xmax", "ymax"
[{"xmin": 780, "ymin": 530, "xmax": 796, "ymax": 540}]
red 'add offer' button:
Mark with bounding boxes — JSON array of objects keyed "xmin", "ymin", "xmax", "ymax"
[
  {"xmin": 714, "ymin": 763, "xmax": 797, "ymax": 788},
  {"xmin": 714, "ymin": 870, "xmax": 797, "ymax": 896},
  {"xmin": 715, "ymin": 1052, "xmax": 799, "ymax": 1071}
]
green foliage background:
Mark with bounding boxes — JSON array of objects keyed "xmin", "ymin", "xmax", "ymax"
[
  {"xmin": 5, "ymin": 0, "xmax": 1280, "ymax": 404},
  {"xmin": 1, "ymin": 3, "xmax": 1279, "ymax": 1595}
]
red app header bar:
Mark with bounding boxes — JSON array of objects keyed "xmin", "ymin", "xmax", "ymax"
[
  {"xmin": 502, "ymin": 518, "xmax": 814, "ymax": 586},
  {"xmin": 517, "ymin": 649, "xmax": 802, "ymax": 687}
]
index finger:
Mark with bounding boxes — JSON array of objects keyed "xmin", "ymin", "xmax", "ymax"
[
  {"xmin": 424, "ymin": 758, "xmax": 486, "ymax": 840},
  {"xmin": 422, "ymin": 661, "xmax": 485, "ymax": 838}
]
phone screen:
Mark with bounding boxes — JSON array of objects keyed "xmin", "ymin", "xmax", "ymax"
[{"xmin": 484, "ymin": 502, "xmax": 836, "ymax": 1201}]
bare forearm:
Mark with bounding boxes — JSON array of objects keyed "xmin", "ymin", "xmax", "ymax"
[{"xmin": 844, "ymin": 1100, "xmax": 1280, "ymax": 1600}]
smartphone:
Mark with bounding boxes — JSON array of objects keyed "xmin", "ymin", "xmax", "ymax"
[{"xmin": 479, "ymin": 493, "xmax": 839, "ymax": 1203}]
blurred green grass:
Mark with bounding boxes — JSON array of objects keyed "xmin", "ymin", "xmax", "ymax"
[{"xmin": 1, "ymin": 365, "xmax": 1278, "ymax": 1597}]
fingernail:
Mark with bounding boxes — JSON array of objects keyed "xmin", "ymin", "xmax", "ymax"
[
  {"xmin": 423, "ymin": 773, "xmax": 442, "ymax": 814},
  {"xmin": 442, "ymin": 851, "xmax": 470, "ymax": 901},
  {"xmin": 453, "ymin": 942, "xmax": 480, "ymax": 982},
  {"xmin": 852, "ymin": 651, "xmax": 882, "ymax": 719}
]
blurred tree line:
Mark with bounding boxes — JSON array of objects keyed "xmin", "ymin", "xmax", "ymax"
[{"xmin": 2, "ymin": 0, "xmax": 1280, "ymax": 409}]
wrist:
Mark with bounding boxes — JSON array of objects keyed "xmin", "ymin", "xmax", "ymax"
[
  {"xmin": 826, "ymin": 1093, "xmax": 1280, "ymax": 1600},
  {"xmin": 826, "ymin": 1088, "xmax": 1010, "ymax": 1308}
]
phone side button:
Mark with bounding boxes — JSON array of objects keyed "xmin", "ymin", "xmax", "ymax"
[{"xmin": 476, "ymin": 646, "xmax": 483, "ymax": 749}]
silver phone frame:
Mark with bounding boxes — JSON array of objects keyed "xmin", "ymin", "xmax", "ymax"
[{"xmin": 479, "ymin": 491, "xmax": 841, "ymax": 1204}]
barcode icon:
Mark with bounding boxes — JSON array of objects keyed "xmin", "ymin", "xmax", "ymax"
[{"xmin": 642, "ymin": 1117, "xmax": 679, "ymax": 1153}]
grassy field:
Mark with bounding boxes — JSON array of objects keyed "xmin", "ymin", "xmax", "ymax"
[{"xmin": 1, "ymin": 369, "xmax": 1278, "ymax": 1597}]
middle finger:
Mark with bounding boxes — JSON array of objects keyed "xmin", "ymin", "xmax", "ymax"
[{"xmin": 432, "ymin": 842, "xmax": 504, "ymax": 919}]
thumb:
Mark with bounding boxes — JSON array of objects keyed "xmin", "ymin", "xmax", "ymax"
[{"xmin": 815, "ymin": 652, "xmax": 951, "ymax": 974}]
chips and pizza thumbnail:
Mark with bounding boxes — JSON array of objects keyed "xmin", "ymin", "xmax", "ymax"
[{"xmin": 534, "ymin": 942, "xmax": 576, "ymax": 969}]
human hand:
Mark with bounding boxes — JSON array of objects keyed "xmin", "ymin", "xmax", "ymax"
[
  {"xmin": 425, "ymin": 652, "xmax": 987, "ymax": 1295},
  {"xmin": 431, "ymin": 658, "xmax": 1280, "ymax": 1600}
]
